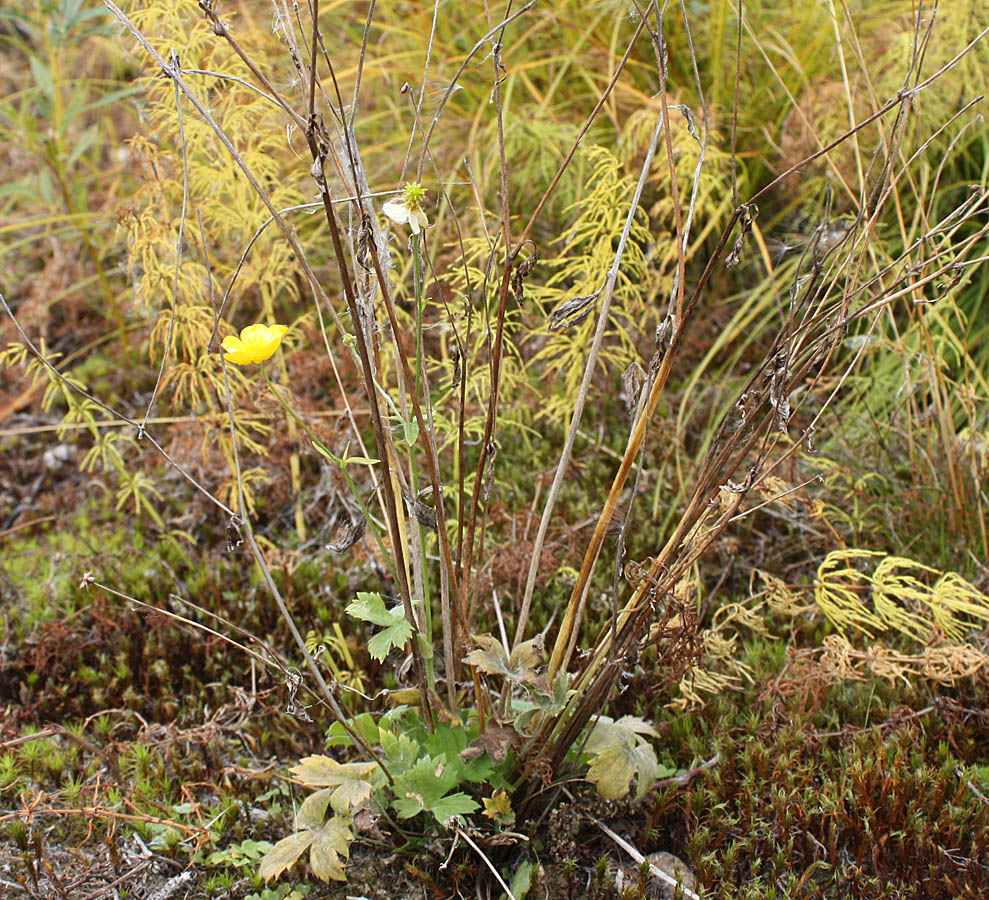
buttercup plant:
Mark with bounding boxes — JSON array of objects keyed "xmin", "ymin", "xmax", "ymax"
[{"xmin": 16, "ymin": 0, "xmax": 979, "ymax": 893}]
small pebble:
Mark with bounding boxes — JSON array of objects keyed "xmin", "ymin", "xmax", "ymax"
[
  {"xmin": 645, "ymin": 851, "xmax": 697, "ymax": 899},
  {"xmin": 43, "ymin": 443, "xmax": 73, "ymax": 470}
]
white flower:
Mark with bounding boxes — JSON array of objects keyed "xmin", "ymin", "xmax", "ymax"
[{"xmin": 382, "ymin": 182, "xmax": 429, "ymax": 235}]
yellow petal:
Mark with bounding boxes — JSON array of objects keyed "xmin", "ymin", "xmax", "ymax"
[
  {"xmin": 255, "ymin": 323, "xmax": 289, "ymax": 362},
  {"xmin": 240, "ymin": 323, "xmax": 269, "ymax": 346},
  {"xmin": 225, "ymin": 347, "xmax": 255, "ymax": 365},
  {"xmin": 221, "ymin": 334, "xmax": 254, "ymax": 365}
]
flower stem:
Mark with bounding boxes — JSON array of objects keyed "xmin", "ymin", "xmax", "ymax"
[
  {"xmin": 410, "ymin": 232, "xmax": 435, "ymax": 684},
  {"xmin": 413, "ymin": 233, "xmax": 424, "ymax": 402}
]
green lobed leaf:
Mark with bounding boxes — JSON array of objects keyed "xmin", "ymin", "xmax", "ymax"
[
  {"xmin": 390, "ymin": 754, "xmax": 480, "ymax": 824},
  {"xmin": 379, "ymin": 728, "xmax": 421, "ymax": 768},
  {"xmin": 345, "ymin": 592, "xmax": 396, "ymax": 627},
  {"xmin": 325, "ymin": 712, "xmax": 380, "ymax": 749},
  {"xmin": 427, "ymin": 792, "xmax": 480, "ymax": 825},
  {"xmin": 346, "ymin": 593, "xmax": 413, "ymax": 661},
  {"xmin": 510, "ymin": 859, "xmax": 534, "ymax": 900},
  {"xmin": 425, "ymin": 723, "xmax": 494, "ymax": 784},
  {"xmin": 366, "ymin": 620, "xmax": 413, "ymax": 662}
]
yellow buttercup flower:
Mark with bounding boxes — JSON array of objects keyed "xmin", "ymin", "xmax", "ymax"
[{"xmin": 221, "ymin": 323, "xmax": 288, "ymax": 365}]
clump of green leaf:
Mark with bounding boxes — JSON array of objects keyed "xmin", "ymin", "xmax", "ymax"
[
  {"xmin": 344, "ymin": 592, "xmax": 413, "ymax": 663},
  {"xmin": 245, "ymin": 885, "xmax": 310, "ymax": 900},
  {"xmin": 261, "ymin": 706, "xmax": 523, "ymax": 882},
  {"xmin": 204, "ymin": 838, "xmax": 274, "ymax": 870},
  {"xmin": 379, "ymin": 716, "xmax": 506, "ymax": 825}
]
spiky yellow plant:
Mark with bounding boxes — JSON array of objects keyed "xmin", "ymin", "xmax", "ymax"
[
  {"xmin": 525, "ymin": 146, "xmax": 652, "ymax": 424},
  {"xmin": 675, "ymin": 550, "xmax": 989, "ymax": 708},
  {"xmin": 815, "ymin": 550, "xmax": 989, "ymax": 644},
  {"xmin": 119, "ymin": 1, "xmax": 311, "ymax": 517}
]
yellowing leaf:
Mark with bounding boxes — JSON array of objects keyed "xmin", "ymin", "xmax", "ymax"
[
  {"xmin": 584, "ymin": 715, "xmax": 660, "ymax": 801},
  {"xmin": 309, "ymin": 816, "xmax": 353, "ymax": 882},
  {"xmin": 482, "ymin": 789, "xmax": 515, "ymax": 825},
  {"xmin": 290, "ymin": 757, "xmax": 377, "ymax": 817},
  {"xmin": 511, "ymin": 634, "xmax": 545, "ymax": 673},
  {"xmin": 291, "ymin": 756, "xmax": 377, "ymax": 787},
  {"xmin": 329, "ymin": 775, "xmax": 373, "ymax": 815},
  {"xmin": 296, "ymin": 787, "xmax": 332, "ymax": 829},
  {"xmin": 387, "ymin": 687, "xmax": 421, "ymax": 707},
  {"xmin": 584, "ymin": 715, "xmax": 658, "ymax": 752},
  {"xmin": 258, "ymin": 830, "xmax": 315, "ymax": 882},
  {"xmin": 586, "ymin": 742, "xmax": 645, "ymax": 799}
]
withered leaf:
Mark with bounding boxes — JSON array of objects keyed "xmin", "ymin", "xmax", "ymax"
[
  {"xmin": 353, "ymin": 807, "xmax": 382, "ymax": 836},
  {"xmin": 460, "ymin": 719, "xmax": 519, "ymax": 766},
  {"xmin": 325, "ymin": 517, "xmax": 365, "ymax": 555},
  {"xmin": 548, "ymin": 290, "xmax": 600, "ymax": 331},
  {"xmin": 512, "ymin": 245, "xmax": 538, "ymax": 306},
  {"xmin": 725, "ymin": 203, "xmax": 758, "ymax": 269},
  {"xmin": 411, "ymin": 496, "xmax": 438, "ymax": 530},
  {"xmin": 621, "ymin": 362, "xmax": 645, "ymax": 417},
  {"xmin": 465, "ymin": 634, "xmax": 544, "ymax": 686},
  {"xmin": 451, "ymin": 345, "xmax": 462, "ymax": 389}
]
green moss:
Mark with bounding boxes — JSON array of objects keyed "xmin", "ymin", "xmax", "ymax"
[{"xmin": 651, "ymin": 676, "xmax": 989, "ymax": 899}]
